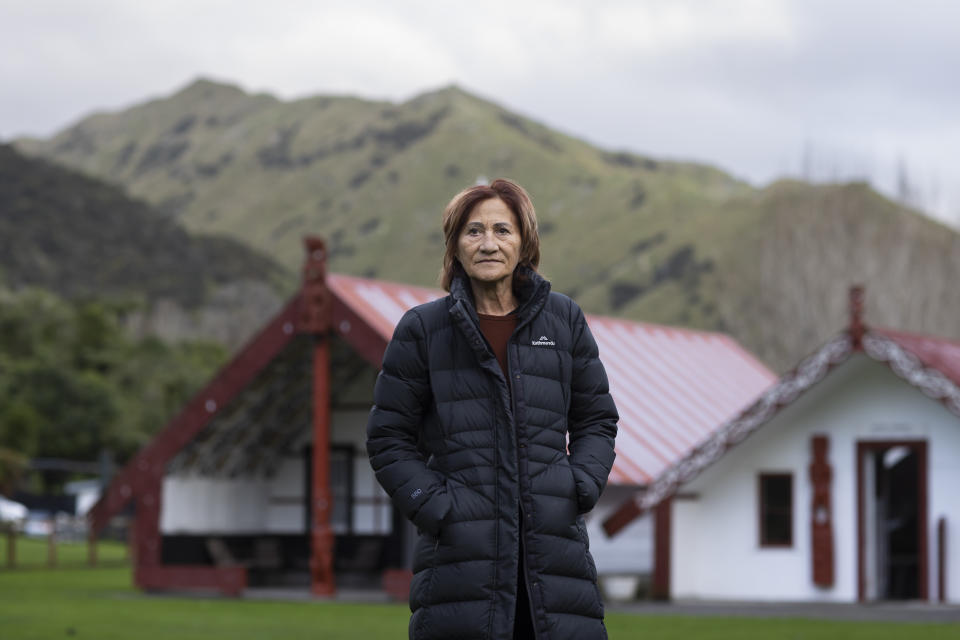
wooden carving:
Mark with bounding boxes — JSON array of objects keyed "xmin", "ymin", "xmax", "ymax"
[
  {"xmin": 810, "ymin": 435, "xmax": 834, "ymax": 587},
  {"xmin": 300, "ymin": 236, "xmax": 332, "ymax": 333}
]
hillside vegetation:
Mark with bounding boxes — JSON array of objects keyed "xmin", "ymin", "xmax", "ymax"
[
  {"xmin": 0, "ymin": 144, "xmax": 293, "ymax": 347},
  {"xmin": 17, "ymin": 79, "xmax": 960, "ymax": 371}
]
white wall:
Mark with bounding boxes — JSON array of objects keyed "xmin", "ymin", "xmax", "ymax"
[
  {"xmin": 671, "ymin": 354, "xmax": 960, "ymax": 603},
  {"xmin": 586, "ymin": 487, "xmax": 653, "ymax": 576},
  {"xmin": 161, "ymin": 408, "xmax": 390, "ymax": 535},
  {"xmin": 161, "ymin": 454, "xmax": 306, "ymax": 534}
]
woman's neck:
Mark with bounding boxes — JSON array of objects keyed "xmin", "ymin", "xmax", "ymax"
[{"xmin": 470, "ymin": 277, "xmax": 517, "ymax": 316}]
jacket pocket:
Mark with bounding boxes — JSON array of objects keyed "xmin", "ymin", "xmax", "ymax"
[
  {"xmin": 560, "ymin": 457, "xmax": 579, "ymax": 502},
  {"xmin": 565, "ymin": 458, "xmax": 593, "ymax": 514},
  {"xmin": 411, "ymin": 530, "xmax": 442, "ymax": 614},
  {"xmin": 576, "ymin": 518, "xmax": 599, "ymax": 583},
  {"xmin": 575, "ymin": 517, "xmax": 590, "ymax": 550}
]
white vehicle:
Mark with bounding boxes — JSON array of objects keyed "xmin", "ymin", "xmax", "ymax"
[
  {"xmin": 21, "ymin": 510, "xmax": 53, "ymax": 537},
  {"xmin": 0, "ymin": 495, "xmax": 28, "ymax": 529}
]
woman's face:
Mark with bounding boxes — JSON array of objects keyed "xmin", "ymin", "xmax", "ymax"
[{"xmin": 456, "ymin": 197, "xmax": 522, "ymax": 286}]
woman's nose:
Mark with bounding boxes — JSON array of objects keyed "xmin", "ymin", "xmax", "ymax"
[{"xmin": 480, "ymin": 234, "xmax": 498, "ymax": 251}]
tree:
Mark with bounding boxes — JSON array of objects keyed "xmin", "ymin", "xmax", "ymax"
[
  {"xmin": 0, "ymin": 287, "xmax": 228, "ymax": 492},
  {"xmin": 0, "ymin": 400, "xmax": 41, "ymax": 457}
]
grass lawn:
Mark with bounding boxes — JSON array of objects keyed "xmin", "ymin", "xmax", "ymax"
[{"xmin": 1, "ymin": 559, "xmax": 958, "ymax": 639}]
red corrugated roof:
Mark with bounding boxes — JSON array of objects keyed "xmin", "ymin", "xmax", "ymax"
[
  {"xmin": 876, "ymin": 328, "xmax": 960, "ymax": 388},
  {"xmin": 328, "ymin": 274, "xmax": 443, "ymax": 342},
  {"xmin": 589, "ymin": 317, "xmax": 776, "ymax": 484},
  {"xmin": 327, "ymin": 274, "xmax": 777, "ymax": 486}
]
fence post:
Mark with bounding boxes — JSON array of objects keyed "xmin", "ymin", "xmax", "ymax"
[
  {"xmin": 47, "ymin": 520, "xmax": 56, "ymax": 568},
  {"xmin": 5, "ymin": 529, "xmax": 14, "ymax": 569},
  {"xmin": 88, "ymin": 531, "xmax": 98, "ymax": 567}
]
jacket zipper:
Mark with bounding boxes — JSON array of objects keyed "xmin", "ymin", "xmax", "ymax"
[
  {"xmin": 462, "ymin": 304, "xmax": 510, "ymax": 640},
  {"xmin": 508, "ymin": 341, "xmax": 540, "ymax": 640},
  {"xmin": 517, "ymin": 501, "xmax": 540, "ymax": 639},
  {"xmin": 457, "ymin": 297, "xmax": 546, "ymax": 639}
]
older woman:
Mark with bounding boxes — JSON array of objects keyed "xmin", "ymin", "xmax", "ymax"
[{"xmin": 367, "ymin": 179, "xmax": 618, "ymax": 640}]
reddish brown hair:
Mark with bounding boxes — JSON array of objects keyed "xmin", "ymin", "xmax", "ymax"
[{"xmin": 440, "ymin": 178, "xmax": 540, "ymax": 291}]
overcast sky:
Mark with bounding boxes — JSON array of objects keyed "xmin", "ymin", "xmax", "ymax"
[{"xmin": 2, "ymin": 0, "xmax": 957, "ymax": 224}]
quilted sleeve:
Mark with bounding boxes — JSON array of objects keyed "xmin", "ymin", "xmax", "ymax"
[
  {"xmin": 567, "ymin": 301, "xmax": 619, "ymax": 513},
  {"xmin": 366, "ymin": 308, "xmax": 451, "ymax": 535}
]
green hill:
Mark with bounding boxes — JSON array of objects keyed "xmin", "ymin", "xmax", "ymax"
[
  {"xmin": 0, "ymin": 143, "xmax": 294, "ymax": 347},
  {"xmin": 0, "ymin": 143, "xmax": 289, "ymax": 305},
  {"xmin": 16, "ymin": 79, "xmax": 960, "ymax": 371}
]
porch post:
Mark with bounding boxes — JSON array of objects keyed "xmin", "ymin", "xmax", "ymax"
[
  {"xmin": 301, "ymin": 236, "xmax": 335, "ymax": 595},
  {"xmin": 310, "ymin": 338, "xmax": 335, "ymax": 595},
  {"xmin": 132, "ymin": 475, "xmax": 162, "ymax": 589},
  {"xmin": 87, "ymin": 531, "xmax": 98, "ymax": 567},
  {"xmin": 651, "ymin": 498, "xmax": 672, "ymax": 600},
  {"xmin": 6, "ymin": 528, "xmax": 15, "ymax": 568}
]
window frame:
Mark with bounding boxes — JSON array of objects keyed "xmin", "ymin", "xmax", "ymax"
[{"xmin": 758, "ymin": 472, "xmax": 794, "ymax": 548}]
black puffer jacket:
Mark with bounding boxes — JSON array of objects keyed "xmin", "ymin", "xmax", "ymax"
[{"xmin": 367, "ymin": 268, "xmax": 618, "ymax": 640}]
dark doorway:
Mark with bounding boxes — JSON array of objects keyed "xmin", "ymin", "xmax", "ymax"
[{"xmin": 857, "ymin": 441, "xmax": 927, "ymax": 601}]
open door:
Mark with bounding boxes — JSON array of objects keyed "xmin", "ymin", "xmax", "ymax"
[{"xmin": 857, "ymin": 441, "xmax": 927, "ymax": 601}]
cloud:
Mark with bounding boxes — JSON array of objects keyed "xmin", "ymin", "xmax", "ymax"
[{"xmin": 0, "ymin": 0, "xmax": 957, "ymax": 221}]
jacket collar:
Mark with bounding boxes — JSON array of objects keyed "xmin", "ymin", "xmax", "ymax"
[
  {"xmin": 449, "ymin": 264, "xmax": 551, "ymax": 324},
  {"xmin": 448, "ymin": 265, "xmax": 552, "ymax": 373}
]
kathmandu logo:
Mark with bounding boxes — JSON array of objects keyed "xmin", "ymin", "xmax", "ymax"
[{"xmin": 531, "ymin": 335, "xmax": 556, "ymax": 346}]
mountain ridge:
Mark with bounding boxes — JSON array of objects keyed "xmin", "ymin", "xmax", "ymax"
[{"xmin": 15, "ymin": 78, "xmax": 960, "ymax": 371}]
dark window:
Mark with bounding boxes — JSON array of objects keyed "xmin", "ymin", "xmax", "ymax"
[{"xmin": 759, "ymin": 473, "xmax": 793, "ymax": 547}]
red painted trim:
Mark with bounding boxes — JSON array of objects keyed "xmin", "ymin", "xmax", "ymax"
[
  {"xmin": 856, "ymin": 440, "xmax": 928, "ymax": 602},
  {"xmin": 652, "ymin": 498, "xmax": 671, "ymax": 600},
  {"xmin": 88, "ymin": 295, "xmax": 304, "ymax": 532},
  {"xmin": 602, "ymin": 497, "xmax": 645, "ymax": 537},
  {"xmin": 939, "ymin": 517, "xmax": 947, "ymax": 603},
  {"xmin": 136, "ymin": 565, "xmax": 248, "ymax": 596},
  {"xmin": 133, "ymin": 477, "xmax": 163, "ymax": 568},
  {"xmin": 310, "ymin": 338, "xmax": 336, "ymax": 595}
]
